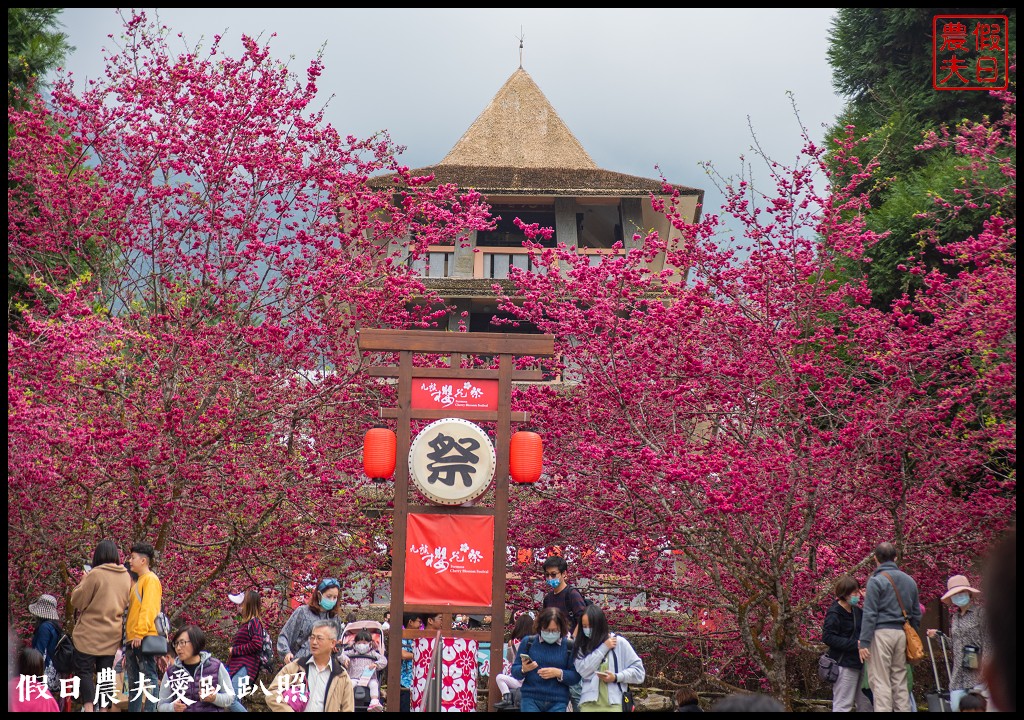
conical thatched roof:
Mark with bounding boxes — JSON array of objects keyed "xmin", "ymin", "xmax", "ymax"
[
  {"xmin": 439, "ymin": 68, "xmax": 597, "ymax": 170},
  {"xmin": 372, "ymin": 67, "xmax": 701, "ymax": 199}
]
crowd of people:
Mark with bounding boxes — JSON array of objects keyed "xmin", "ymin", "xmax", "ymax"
[
  {"xmin": 819, "ymin": 540, "xmax": 1005, "ymax": 714},
  {"xmin": 9, "ymin": 531, "xmax": 1016, "ymax": 713}
]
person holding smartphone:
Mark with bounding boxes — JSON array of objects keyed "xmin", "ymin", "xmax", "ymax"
[
  {"xmin": 573, "ymin": 605, "xmax": 645, "ymax": 712},
  {"xmin": 511, "ymin": 608, "xmax": 581, "ymax": 712},
  {"xmin": 69, "ymin": 539, "xmax": 132, "ymax": 713}
]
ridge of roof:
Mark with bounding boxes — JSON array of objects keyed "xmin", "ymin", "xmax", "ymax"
[{"xmin": 439, "ymin": 67, "xmax": 598, "ymax": 170}]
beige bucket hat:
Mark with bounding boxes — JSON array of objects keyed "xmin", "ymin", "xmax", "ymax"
[{"xmin": 940, "ymin": 574, "xmax": 981, "ymax": 602}]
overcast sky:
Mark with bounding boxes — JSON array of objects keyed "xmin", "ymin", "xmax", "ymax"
[{"xmin": 54, "ymin": 8, "xmax": 846, "ymax": 238}]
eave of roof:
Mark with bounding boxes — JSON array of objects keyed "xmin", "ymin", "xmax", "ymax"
[{"xmin": 371, "ymin": 164, "xmax": 701, "ymax": 198}]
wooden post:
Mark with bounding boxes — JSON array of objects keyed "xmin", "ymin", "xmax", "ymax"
[{"xmin": 360, "ymin": 330, "xmax": 553, "ymax": 712}]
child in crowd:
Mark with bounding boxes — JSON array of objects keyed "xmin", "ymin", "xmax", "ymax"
[
  {"xmin": 342, "ymin": 630, "xmax": 388, "ymax": 712},
  {"xmin": 494, "ymin": 614, "xmax": 534, "ymax": 709},
  {"xmin": 958, "ymin": 691, "xmax": 986, "ymax": 712}
]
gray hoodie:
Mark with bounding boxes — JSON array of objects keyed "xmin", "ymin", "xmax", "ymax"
[
  {"xmin": 276, "ymin": 605, "xmax": 343, "ymax": 659},
  {"xmin": 859, "ymin": 561, "xmax": 921, "ymax": 648}
]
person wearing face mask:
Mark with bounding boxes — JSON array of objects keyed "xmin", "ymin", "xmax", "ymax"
[
  {"xmin": 342, "ymin": 630, "xmax": 387, "ymax": 711},
  {"xmin": 511, "ymin": 607, "xmax": 581, "ymax": 712},
  {"xmin": 541, "ymin": 556, "xmax": 588, "ymax": 711},
  {"xmin": 276, "ymin": 578, "xmax": 344, "ymax": 666},
  {"xmin": 927, "ymin": 574, "xmax": 986, "ymax": 712},
  {"xmin": 573, "ymin": 605, "xmax": 645, "ymax": 713},
  {"xmin": 821, "ymin": 575, "xmax": 873, "ymax": 712}
]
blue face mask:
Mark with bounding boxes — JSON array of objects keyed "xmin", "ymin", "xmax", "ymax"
[
  {"xmin": 582, "ymin": 628, "xmax": 593, "ymax": 638},
  {"xmin": 320, "ymin": 596, "xmax": 337, "ymax": 611},
  {"xmin": 541, "ymin": 631, "xmax": 561, "ymax": 644},
  {"xmin": 951, "ymin": 593, "xmax": 970, "ymax": 607},
  {"xmin": 848, "ymin": 594, "xmax": 860, "ymax": 607},
  {"xmin": 546, "ymin": 578, "xmax": 560, "ymax": 589}
]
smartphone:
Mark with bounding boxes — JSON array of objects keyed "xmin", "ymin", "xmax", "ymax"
[
  {"xmin": 83, "ymin": 564, "xmax": 92, "ymax": 572},
  {"xmin": 520, "ymin": 654, "xmax": 532, "ymax": 664}
]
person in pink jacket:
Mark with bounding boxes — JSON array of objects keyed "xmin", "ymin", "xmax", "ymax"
[{"xmin": 9, "ymin": 647, "xmax": 60, "ymax": 712}]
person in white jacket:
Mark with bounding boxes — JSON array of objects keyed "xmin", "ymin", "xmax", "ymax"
[{"xmin": 573, "ymin": 605, "xmax": 645, "ymax": 712}]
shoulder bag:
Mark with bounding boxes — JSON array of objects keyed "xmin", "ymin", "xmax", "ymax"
[
  {"xmin": 818, "ymin": 603, "xmax": 855, "ymax": 684},
  {"xmin": 610, "ymin": 639, "xmax": 636, "ymax": 712},
  {"xmin": 881, "ymin": 572, "xmax": 925, "ymax": 664},
  {"xmin": 133, "ymin": 584, "xmax": 169, "ymax": 656},
  {"xmin": 817, "ymin": 653, "xmax": 840, "ymax": 683}
]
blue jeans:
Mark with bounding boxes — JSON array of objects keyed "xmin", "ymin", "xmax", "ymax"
[
  {"xmin": 125, "ymin": 644, "xmax": 160, "ymax": 712},
  {"xmin": 228, "ymin": 666, "xmax": 249, "ymax": 712},
  {"xmin": 569, "ymin": 679, "xmax": 582, "ymax": 712},
  {"xmin": 521, "ymin": 696, "xmax": 568, "ymax": 712}
]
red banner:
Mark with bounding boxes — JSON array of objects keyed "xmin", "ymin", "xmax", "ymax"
[
  {"xmin": 405, "ymin": 513, "xmax": 494, "ymax": 606},
  {"xmin": 411, "ymin": 379, "xmax": 499, "ymax": 411}
]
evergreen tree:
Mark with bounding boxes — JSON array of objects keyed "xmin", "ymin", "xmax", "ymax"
[
  {"xmin": 8, "ymin": 8, "xmax": 73, "ymax": 109},
  {"xmin": 824, "ymin": 8, "xmax": 1015, "ymax": 310}
]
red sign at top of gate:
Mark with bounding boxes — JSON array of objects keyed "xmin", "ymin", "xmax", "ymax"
[{"xmin": 411, "ymin": 378, "xmax": 499, "ymax": 411}]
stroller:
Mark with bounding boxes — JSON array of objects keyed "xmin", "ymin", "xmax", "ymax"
[{"xmin": 340, "ymin": 620, "xmax": 388, "ymax": 712}]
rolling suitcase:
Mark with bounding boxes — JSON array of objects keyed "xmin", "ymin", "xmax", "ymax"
[{"xmin": 926, "ymin": 631, "xmax": 953, "ymax": 713}]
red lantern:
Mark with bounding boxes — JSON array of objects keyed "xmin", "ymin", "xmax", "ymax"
[
  {"xmin": 363, "ymin": 426, "xmax": 397, "ymax": 481},
  {"xmin": 510, "ymin": 430, "xmax": 543, "ymax": 483}
]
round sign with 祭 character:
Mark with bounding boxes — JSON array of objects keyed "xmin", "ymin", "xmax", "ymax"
[{"xmin": 409, "ymin": 417, "xmax": 496, "ymax": 505}]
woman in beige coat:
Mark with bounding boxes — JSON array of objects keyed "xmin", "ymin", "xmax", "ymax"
[{"xmin": 70, "ymin": 539, "xmax": 132, "ymax": 712}]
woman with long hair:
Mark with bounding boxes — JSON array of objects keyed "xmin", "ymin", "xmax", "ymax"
[
  {"xmin": 494, "ymin": 613, "xmax": 536, "ymax": 709},
  {"xmin": 226, "ymin": 590, "xmax": 267, "ymax": 712},
  {"xmin": 573, "ymin": 605, "xmax": 645, "ymax": 713},
  {"xmin": 69, "ymin": 539, "xmax": 132, "ymax": 713},
  {"xmin": 276, "ymin": 578, "xmax": 343, "ymax": 665}
]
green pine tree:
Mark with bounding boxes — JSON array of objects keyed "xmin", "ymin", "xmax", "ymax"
[{"xmin": 823, "ymin": 8, "xmax": 1016, "ymax": 310}]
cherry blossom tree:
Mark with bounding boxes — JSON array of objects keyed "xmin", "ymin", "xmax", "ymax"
[
  {"xmin": 7, "ymin": 10, "xmax": 1014, "ymax": 706},
  {"xmin": 499, "ymin": 93, "xmax": 1015, "ymax": 703},
  {"xmin": 8, "ymin": 11, "xmax": 490, "ymax": 629}
]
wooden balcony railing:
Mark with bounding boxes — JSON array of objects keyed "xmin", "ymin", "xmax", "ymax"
[{"xmin": 411, "ymin": 246, "xmax": 626, "ymax": 279}]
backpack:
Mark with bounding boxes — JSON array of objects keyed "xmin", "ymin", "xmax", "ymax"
[
  {"xmin": 155, "ymin": 608, "xmax": 171, "ymax": 638},
  {"xmin": 50, "ymin": 629, "xmax": 76, "ymax": 674},
  {"xmin": 564, "ymin": 585, "xmax": 593, "ymax": 633}
]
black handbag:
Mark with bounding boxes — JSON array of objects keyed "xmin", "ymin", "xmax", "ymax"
[
  {"xmin": 140, "ymin": 634, "xmax": 168, "ymax": 656},
  {"xmin": 610, "ymin": 643, "xmax": 637, "ymax": 712},
  {"xmin": 817, "ymin": 653, "xmax": 840, "ymax": 683},
  {"xmin": 621, "ymin": 687, "xmax": 636, "ymax": 712}
]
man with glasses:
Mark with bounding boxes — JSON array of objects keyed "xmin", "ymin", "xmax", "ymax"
[
  {"xmin": 541, "ymin": 555, "xmax": 588, "ymax": 711},
  {"xmin": 266, "ymin": 620, "xmax": 354, "ymax": 712},
  {"xmin": 541, "ymin": 556, "xmax": 588, "ymax": 639}
]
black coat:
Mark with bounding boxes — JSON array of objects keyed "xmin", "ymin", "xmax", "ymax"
[{"xmin": 821, "ymin": 600, "xmax": 863, "ymax": 669}]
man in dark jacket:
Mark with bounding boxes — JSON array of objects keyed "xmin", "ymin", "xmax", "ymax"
[
  {"xmin": 822, "ymin": 575, "xmax": 872, "ymax": 711},
  {"xmin": 858, "ymin": 542, "xmax": 920, "ymax": 712}
]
